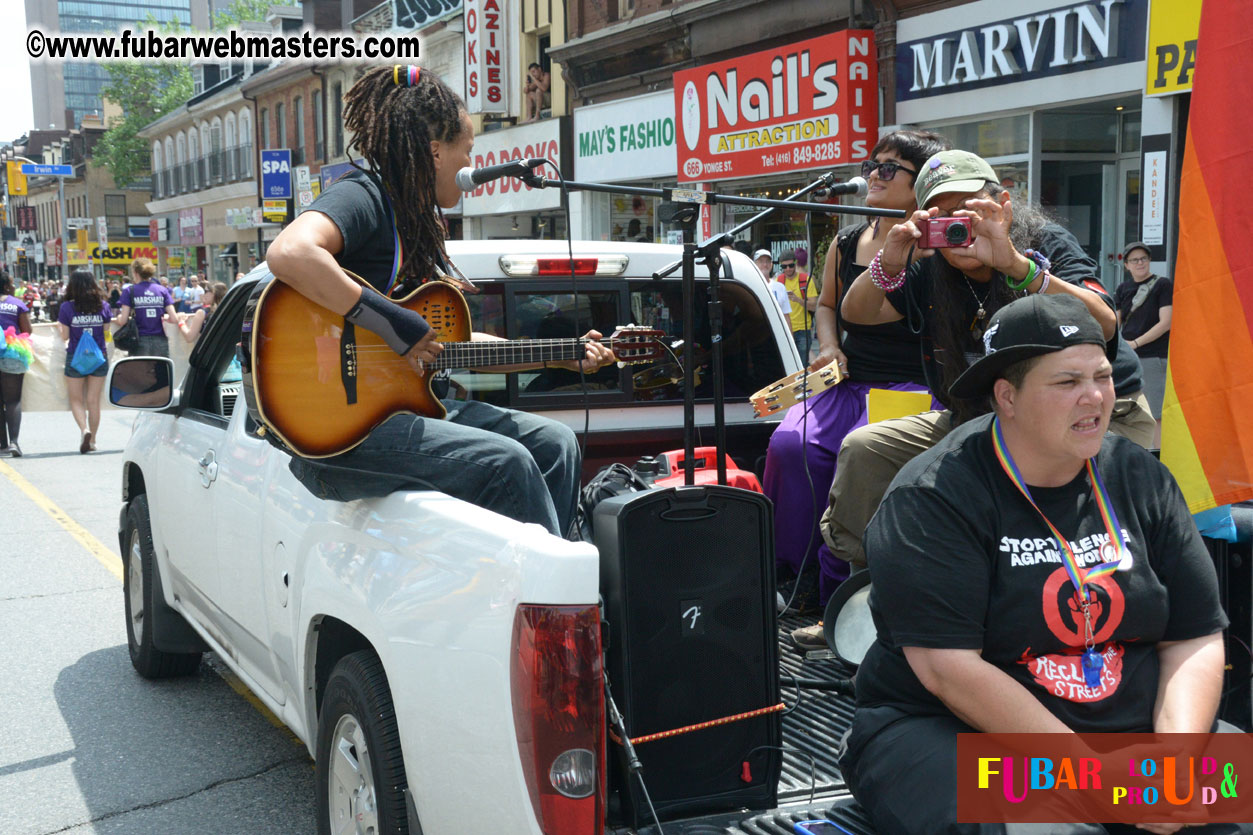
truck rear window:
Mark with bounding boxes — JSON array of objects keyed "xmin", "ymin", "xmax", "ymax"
[{"xmin": 449, "ymin": 279, "xmax": 785, "ymax": 410}]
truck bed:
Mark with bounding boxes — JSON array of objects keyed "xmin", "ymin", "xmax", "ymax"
[{"xmin": 614, "ymin": 613, "xmax": 875, "ymax": 835}]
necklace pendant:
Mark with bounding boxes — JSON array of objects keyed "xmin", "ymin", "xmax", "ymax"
[{"xmin": 976, "ymin": 306, "xmax": 986, "ymax": 321}]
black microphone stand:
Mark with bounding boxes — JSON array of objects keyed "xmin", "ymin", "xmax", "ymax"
[{"xmin": 519, "ymin": 171, "xmax": 904, "ymax": 487}]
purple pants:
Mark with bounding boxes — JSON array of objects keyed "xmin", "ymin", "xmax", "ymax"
[{"xmin": 763, "ymin": 379, "xmax": 937, "ymax": 603}]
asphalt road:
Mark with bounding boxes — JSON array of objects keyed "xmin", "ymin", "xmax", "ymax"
[{"xmin": 0, "ymin": 411, "xmax": 316, "ymax": 835}]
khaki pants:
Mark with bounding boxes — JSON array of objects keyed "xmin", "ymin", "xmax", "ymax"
[{"xmin": 818, "ymin": 391, "xmax": 1156, "ymax": 567}]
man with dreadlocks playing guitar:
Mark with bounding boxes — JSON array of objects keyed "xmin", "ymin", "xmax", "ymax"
[{"xmin": 265, "ymin": 65, "xmax": 615, "ymax": 535}]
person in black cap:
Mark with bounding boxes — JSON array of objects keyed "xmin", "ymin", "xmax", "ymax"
[
  {"xmin": 839, "ymin": 294, "xmax": 1235, "ymax": 834},
  {"xmin": 1115, "ymin": 242, "xmax": 1172, "ymax": 447}
]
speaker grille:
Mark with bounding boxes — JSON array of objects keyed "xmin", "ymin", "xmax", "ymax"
[{"xmin": 596, "ymin": 485, "xmax": 780, "ymax": 825}]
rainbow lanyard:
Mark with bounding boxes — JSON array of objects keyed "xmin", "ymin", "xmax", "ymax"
[
  {"xmin": 991, "ymin": 417, "xmax": 1131, "ymax": 659},
  {"xmin": 382, "ymin": 190, "xmax": 404, "ymax": 297}
]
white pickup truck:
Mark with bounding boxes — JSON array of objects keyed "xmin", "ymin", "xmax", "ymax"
[{"xmin": 111, "ymin": 241, "xmax": 874, "ymax": 835}]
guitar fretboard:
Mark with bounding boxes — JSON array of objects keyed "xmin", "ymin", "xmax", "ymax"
[{"xmin": 431, "ymin": 338, "xmax": 608, "ymax": 370}]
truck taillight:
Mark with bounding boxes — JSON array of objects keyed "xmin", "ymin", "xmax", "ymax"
[{"xmin": 512, "ymin": 605, "xmax": 605, "ymax": 835}]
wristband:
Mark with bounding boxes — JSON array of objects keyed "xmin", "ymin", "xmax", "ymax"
[
  {"xmin": 345, "ymin": 284, "xmax": 432, "ymax": 356},
  {"xmin": 1007, "ymin": 258, "xmax": 1036, "ymax": 291},
  {"xmin": 1037, "ymin": 271, "xmax": 1051, "ymax": 294}
]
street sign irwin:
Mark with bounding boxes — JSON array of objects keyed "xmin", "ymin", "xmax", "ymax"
[{"xmin": 20, "ymin": 163, "xmax": 73, "ymax": 176}]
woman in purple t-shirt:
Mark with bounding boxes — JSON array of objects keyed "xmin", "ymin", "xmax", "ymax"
[
  {"xmin": 0, "ymin": 272, "xmax": 32, "ymax": 456},
  {"xmin": 114, "ymin": 257, "xmax": 176, "ymax": 358},
  {"xmin": 58, "ymin": 270, "xmax": 113, "ymax": 454}
]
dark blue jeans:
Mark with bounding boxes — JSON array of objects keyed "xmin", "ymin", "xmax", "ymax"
[{"xmin": 289, "ymin": 399, "xmax": 580, "ymax": 537}]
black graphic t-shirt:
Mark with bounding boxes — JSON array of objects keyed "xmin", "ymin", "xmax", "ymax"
[
  {"xmin": 883, "ymin": 223, "xmax": 1142, "ymax": 408},
  {"xmin": 1115, "ymin": 275, "xmax": 1173, "ymax": 359},
  {"xmin": 857, "ymin": 414, "xmax": 1228, "ymax": 733},
  {"xmin": 307, "ymin": 168, "xmax": 397, "ymax": 293}
]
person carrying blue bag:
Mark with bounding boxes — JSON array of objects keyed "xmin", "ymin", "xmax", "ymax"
[{"xmin": 57, "ymin": 270, "xmax": 113, "ymax": 454}]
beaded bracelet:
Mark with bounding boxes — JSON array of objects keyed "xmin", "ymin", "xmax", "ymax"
[
  {"xmin": 869, "ymin": 251, "xmax": 907, "ymax": 292},
  {"xmin": 1007, "ymin": 258, "xmax": 1037, "ymax": 291}
]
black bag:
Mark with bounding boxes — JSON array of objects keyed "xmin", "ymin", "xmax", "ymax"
[
  {"xmin": 574, "ymin": 463, "xmax": 652, "ymax": 541},
  {"xmin": 113, "ymin": 316, "xmax": 139, "ymax": 353}
]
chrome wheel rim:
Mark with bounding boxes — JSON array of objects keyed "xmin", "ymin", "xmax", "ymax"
[
  {"xmin": 127, "ymin": 529, "xmax": 145, "ymax": 646},
  {"xmin": 328, "ymin": 713, "xmax": 378, "ymax": 835}
]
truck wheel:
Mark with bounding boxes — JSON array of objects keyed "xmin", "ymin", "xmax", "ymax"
[
  {"xmin": 123, "ymin": 495, "xmax": 202, "ymax": 678},
  {"xmin": 317, "ymin": 651, "xmax": 410, "ymax": 835}
]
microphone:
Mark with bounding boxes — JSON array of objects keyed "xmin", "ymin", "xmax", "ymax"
[
  {"xmin": 455, "ymin": 158, "xmax": 548, "ymax": 191},
  {"xmin": 822, "ymin": 176, "xmax": 869, "ymax": 197}
]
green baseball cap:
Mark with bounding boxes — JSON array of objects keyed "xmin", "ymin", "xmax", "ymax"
[{"xmin": 915, "ymin": 150, "xmax": 999, "ymax": 209}]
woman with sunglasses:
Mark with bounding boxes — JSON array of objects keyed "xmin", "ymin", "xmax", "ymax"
[{"xmin": 765, "ymin": 130, "xmax": 951, "ymax": 635}]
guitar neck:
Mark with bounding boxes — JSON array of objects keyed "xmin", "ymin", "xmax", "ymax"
[{"xmin": 432, "ymin": 338, "xmax": 602, "ymax": 369}]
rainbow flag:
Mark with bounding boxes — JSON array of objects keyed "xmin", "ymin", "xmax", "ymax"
[{"xmin": 1160, "ymin": 1, "xmax": 1253, "ymax": 513}]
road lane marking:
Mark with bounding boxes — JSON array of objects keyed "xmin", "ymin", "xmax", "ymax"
[
  {"xmin": 0, "ymin": 460, "xmax": 307, "ymax": 750},
  {"xmin": 0, "ymin": 459, "xmax": 123, "ymax": 580}
]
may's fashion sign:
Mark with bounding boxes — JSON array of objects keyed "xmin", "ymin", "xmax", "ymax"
[{"xmin": 672, "ymin": 31, "xmax": 878, "ymax": 184}]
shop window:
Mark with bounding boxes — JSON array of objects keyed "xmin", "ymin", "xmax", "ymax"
[
  {"xmin": 938, "ymin": 114, "xmax": 1029, "ymax": 158},
  {"xmin": 1041, "ymin": 112, "xmax": 1117, "ymax": 154},
  {"xmin": 608, "ymin": 194, "xmax": 657, "ymax": 243},
  {"xmin": 522, "ymin": 34, "xmax": 552, "ymax": 123}
]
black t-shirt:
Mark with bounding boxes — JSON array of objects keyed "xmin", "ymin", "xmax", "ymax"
[
  {"xmin": 306, "ymin": 168, "xmax": 397, "ymax": 293},
  {"xmin": 884, "ymin": 222, "xmax": 1142, "ymax": 409},
  {"xmin": 1115, "ymin": 275, "xmax": 1172, "ymax": 359},
  {"xmin": 856, "ymin": 414, "xmax": 1228, "ymax": 733},
  {"xmin": 833, "ymin": 222, "xmax": 928, "ymax": 386}
]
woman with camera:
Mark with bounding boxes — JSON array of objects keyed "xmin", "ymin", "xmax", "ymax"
[
  {"xmin": 822, "ymin": 149, "xmax": 1154, "ymax": 570},
  {"xmin": 763, "ymin": 130, "xmax": 950, "ymax": 631}
]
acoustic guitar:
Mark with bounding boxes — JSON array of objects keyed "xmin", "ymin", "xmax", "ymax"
[{"xmin": 241, "ymin": 270, "xmax": 665, "ymax": 458}]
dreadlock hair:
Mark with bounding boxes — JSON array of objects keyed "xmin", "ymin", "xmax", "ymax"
[
  {"xmin": 342, "ymin": 66, "xmax": 467, "ymax": 294},
  {"xmin": 66, "ymin": 270, "xmax": 105, "ymax": 317},
  {"xmin": 926, "ymin": 181, "xmax": 1057, "ymax": 426}
]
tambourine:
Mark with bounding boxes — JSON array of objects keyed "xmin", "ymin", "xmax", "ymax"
[{"xmin": 749, "ymin": 357, "xmax": 844, "ymax": 418}]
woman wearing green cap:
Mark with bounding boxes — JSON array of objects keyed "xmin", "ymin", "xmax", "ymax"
[{"xmin": 821, "ymin": 149, "xmax": 1153, "ymax": 569}]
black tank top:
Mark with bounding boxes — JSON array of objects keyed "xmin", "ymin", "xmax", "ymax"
[{"xmin": 833, "ymin": 223, "xmax": 928, "ymax": 385}]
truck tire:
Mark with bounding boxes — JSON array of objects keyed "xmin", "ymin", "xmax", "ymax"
[
  {"xmin": 317, "ymin": 651, "xmax": 411, "ymax": 835},
  {"xmin": 122, "ymin": 495, "xmax": 203, "ymax": 678}
]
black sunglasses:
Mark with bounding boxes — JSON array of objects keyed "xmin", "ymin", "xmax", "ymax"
[
  {"xmin": 860, "ymin": 159, "xmax": 918, "ymax": 181},
  {"xmin": 780, "ymin": 262, "xmax": 796, "ymax": 268}
]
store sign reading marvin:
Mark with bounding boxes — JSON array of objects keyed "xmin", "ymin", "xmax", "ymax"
[
  {"xmin": 896, "ymin": 0, "xmax": 1147, "ymax": 101},
  {"xmin": 673, "ymin": 31, "xmax": 878, "ymax": 183}
]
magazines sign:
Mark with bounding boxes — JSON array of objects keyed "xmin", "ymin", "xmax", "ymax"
[
  {"xmin": 673, "ymin": 31, "xmax": 877, "ymax": 183},
  {"xmin": 464, "ymin": 0, "xmax": 506, "ymax": 114}
]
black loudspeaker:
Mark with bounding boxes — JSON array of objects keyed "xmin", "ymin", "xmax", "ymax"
[{"xmin": 595, "ymin": 485, "xmax": 781, "ymax": 827}]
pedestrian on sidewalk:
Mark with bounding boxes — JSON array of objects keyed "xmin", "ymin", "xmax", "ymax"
[
  {"xmin": 114, "ymin": 258, "xmax": 176, "ymax": 357},
  {"xmin": 57, "ymin": 270, "xmax": 113, "ymax": 454},
  {"xmin": 0, "ymin": 272, "xmax": 33, "ymax": 457}
]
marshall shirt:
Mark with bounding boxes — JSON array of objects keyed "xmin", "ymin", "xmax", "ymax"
[
  {"xmin": 118, "ymin": 281, "xmax": 174, "ymax": 336},
  {"xmin": 856, "ymin": 414, "xmax": 1227, "ymax": 734}
]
